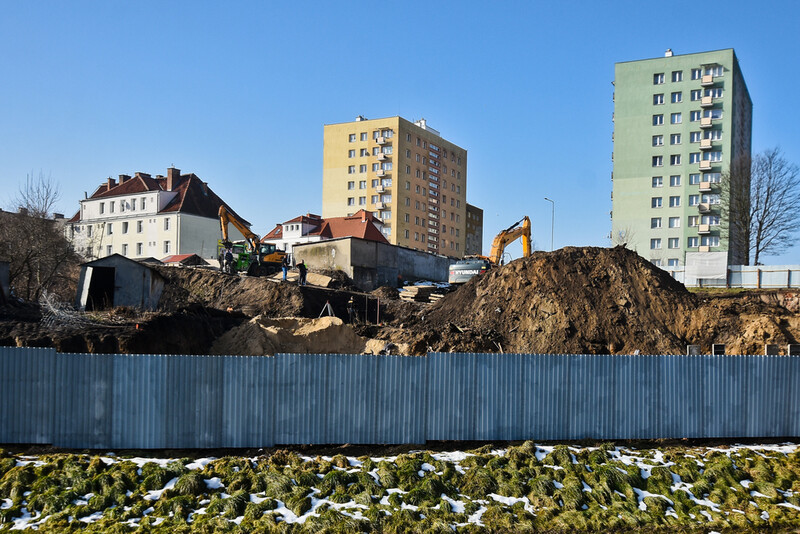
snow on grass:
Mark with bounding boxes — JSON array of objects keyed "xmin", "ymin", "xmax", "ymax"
[
  {"xmin": 144, "ymin": 477, "xmax": 177, "ymax": 501},
  {"xmin": 633, "ymin": 488, "xmax": 673, "ymax": 511},
  {"xmin": 204, "ymin": 477, "xmax": 224, "ymax": 490}
]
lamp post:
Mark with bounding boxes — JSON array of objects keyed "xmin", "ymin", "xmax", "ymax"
[{"xmin": 544, "ymin": 197, "xmax": 554, "ymax": 251}]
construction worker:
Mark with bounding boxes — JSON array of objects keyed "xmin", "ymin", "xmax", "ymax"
[
  {"xmin": 281, "ymin": 255, "xmax": 290, "ymax": 282},
  {"xmin": 297, "ymin": 260, "xmax": 307, "ymax": 286}
]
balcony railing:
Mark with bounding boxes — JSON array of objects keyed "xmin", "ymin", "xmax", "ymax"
[
  {"xmin": 699, "ymin": 160, "xmax": 713, "ymax": 171},
  {"xmin": 376, "ymin": 136, "xmax": 388, "ymax": 145},
  {"xmin": 700, "ymin": 117, "xmax": 713, "ymax": 128},
  {"xmin": 698, "ymin": 203, "xmax": 711, "ymax": 213},
  {"xmin": 699, "ymin": 181, "xmax": 712, "ymax": 191},
  {"xmin": 376, "ymin": 170, "xmax": 386, "ymax": 177},
  {"xmin": 699, "ymin": 245, "xmax": 711, "ymax": 252},
  {"xmin": 698, "ymin": 224, "xmax": 711, "ymax": 234},
  {"xmin": 701, "ymin": 74, "xmax": 715, "ymax": 86},
  {"xmin": 700, "ymin": 138, "xmax": 713, "ymax": 150},
  {"xmin": 701, "ymin": 96, "xmax": 714, "ymax": 107}
]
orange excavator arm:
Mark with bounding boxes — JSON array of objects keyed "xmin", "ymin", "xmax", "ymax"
[
  {"xmin": 218, "ymin": 205, "xmax": 261, "ymax": 252},
  {"xmin": 488, "ymin": 216, "xmax": 532, "ymax": 265}
]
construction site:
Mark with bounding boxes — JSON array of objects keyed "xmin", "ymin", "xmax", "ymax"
[{"xmin": 2, "ymin": 245, "xmax": 800, "ymax": 357}]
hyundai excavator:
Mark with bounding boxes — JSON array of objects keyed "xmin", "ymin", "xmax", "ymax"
[
  {"xmin": 448, "ymin": 216, "xmax": 532, "ymax": 284},
  {"xmin": 217, "ymin": 205, "xmax": 286, "ymax": 276}
]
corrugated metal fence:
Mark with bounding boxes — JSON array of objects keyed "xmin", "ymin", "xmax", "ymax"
[{"xmin": 2, "ymin": 347, "xmax": 799, "ymax": 448}]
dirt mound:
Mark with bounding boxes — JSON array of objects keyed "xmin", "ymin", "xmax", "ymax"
[
  {"xmin": 371, "ymin": 286, "xmax": 400, "ymax": 300},
  {"xmin": 210, "ymin": 315, "xmax": 407, "ymax": 356},
  {"xmin": 400, "ymin": 246, "xmax": 699, "ymax": 355}
]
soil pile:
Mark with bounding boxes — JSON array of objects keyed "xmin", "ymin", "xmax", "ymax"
[
  {"xmin": 210, "ymin": 315, "xmax": 407, "ymax": 356},
  {"xmin": 400, "ymin": 246, "xmax": 700, "ymax": 355}
]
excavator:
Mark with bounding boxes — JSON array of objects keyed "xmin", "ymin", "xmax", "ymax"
[
  {"xmin": 217, "ymin": 205, "xmax": 287, "ymax": 276},
  {"xmin": 448, "ymin": 216, "xmax": 532, "ymax": 284}
]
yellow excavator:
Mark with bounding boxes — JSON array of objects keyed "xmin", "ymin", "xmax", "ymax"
[
  {"xmin": 217, "ymin": 205, "xmax": 286, "ymax": 276},
  {"xmin": 448, "ymin": 216, "xmax": 532, "ymax": 284}
]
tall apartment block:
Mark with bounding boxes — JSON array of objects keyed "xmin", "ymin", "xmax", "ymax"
[
  {"xmin": 612, "ymin": 49, "xmax": 752, "ymax": 267},
  {"xmin": 322, "ymin": 116, "xmax": 481, "ymax": 257}
]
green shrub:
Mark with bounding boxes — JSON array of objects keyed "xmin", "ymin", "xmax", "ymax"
[{"xmin": 461, "ymin": 467, "xmax": 498, "ymax": 498}]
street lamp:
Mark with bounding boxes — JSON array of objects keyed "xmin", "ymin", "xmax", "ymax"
[{"xmin": 544, "ymin": 197, "xmax": 554, "ymax": 251}]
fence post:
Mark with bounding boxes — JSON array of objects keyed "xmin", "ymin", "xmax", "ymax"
[{"xmin": 757, "ymin": 268, "xmax": 761, "ymax": 289}]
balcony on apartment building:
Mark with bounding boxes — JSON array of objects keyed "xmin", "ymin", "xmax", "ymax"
[
  {"xmin": 376, "ymin": 136, "xmax": 388, "ymax": 145},
  {"xmin": 375, "ymin": 185, "xmax": 385, "ymax": 193},
  {"xmin": 700, "ymin": 117, "xmax": 713, "ymax": 128},
  {"xmin": 700, "ymin": 74, "xmax": 715, "ymax": 86},
  {"xmin": 377, "ymin": 153, "xmax": 388, "ymax": 161},
  {"xmin": 375, "ymin": 202, "xmax": 385, "ymax": 209},
  {"xmin": 699, "ymin": 181, "xmax": 713, "ymax": 192},
  {"xmin": 700, "ymin": 138, "xmax": 713, "ymax": 150},
  {"xmin": 698, "ymin": 203, "xmax": 711, "ymax": 213},
  {"xmin": 376, "ymin": 170, "xmax": 386, "ymax": 177},
  {"xmin": 698, "ymin": 224, "xmax": 711, "ymax": 235},
  {"xmin": 699, "ymin": 160, "xmax": 713, "ymax": 171},
  {"xmin": 701, "ymin": 96, "xmax": 714, "ymax": 108}
]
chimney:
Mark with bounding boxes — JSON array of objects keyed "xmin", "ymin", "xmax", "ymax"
[
  {"xmin": 118, "ymin": 174, "xmax": 130, "ymax": 184},
  {"xmin": 107, "ymin": 177, "xmax": 116, "ymax": 191},
  {"xmin": 167, "ymin": 167, "xmax": 180, "ymax": 191},
  {"xmin": 665, "ymin": 48, "xmax": 673, "ymax": 57}
]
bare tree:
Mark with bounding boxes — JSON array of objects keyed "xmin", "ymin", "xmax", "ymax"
[
  {"xmin": 0, "ymin": 172, "xmax": 80, "ymax": 301},
  {"xmin": 722, "ymin": 148, "xmax": 800, "ymax": 265}
]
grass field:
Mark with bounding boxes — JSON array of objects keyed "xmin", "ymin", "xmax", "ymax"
[{"xmin": 2, "ymin": 442, "xmax": 800, "ymax": 532}]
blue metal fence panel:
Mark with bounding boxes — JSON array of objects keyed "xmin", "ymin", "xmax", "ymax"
[
  {"xmin": 0, "ymin": 346, "xmax": 56, "ymax": 444},
  {"xmin": 426, "ymin": 353, "xmax": 477, "ymax": 441},
  {"xmin": 221, "ymin": 355, "xmax": 274, "ymax": 448},
  {"xmin": 111, "ymin": 353, "xmax": 168, "ymax": 449},
  {"xmin": 55, "ymin": 352, "xmax": 114, "ymax": 448},
  {"xmin": 373, "ymin": 355, "xmax": 426, "ymax": 444},
  {"xmin": 474, "ymin": 353, "xmax": 523, "ymax": 441}
]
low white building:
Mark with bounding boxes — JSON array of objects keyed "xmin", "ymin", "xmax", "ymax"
[
  {"xmin": 66, "ymin": 167, "xmax": 247, "ymax": 262},
  {"xmin": 262, "ymin": 210, "xmax": 387, "ymax": 256}
]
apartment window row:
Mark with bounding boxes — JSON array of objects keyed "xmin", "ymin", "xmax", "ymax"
[
  {"xmin": 98, "ymin": 197, "xmax": 148, "ymax": 215},
  {"xmin": 656, "ymin": 66, "xmax": 722, "ymax": 86},
  {"xmin": 652, "ymin": 193, "xmax": 720, "ymax": 208},
  {"xmin": 103, "ymin": 240, "xmax": 170, "ymax": 257},
  {"xmin": 651, "ymin": 155, "xmax": 682, "ymax": 167}
]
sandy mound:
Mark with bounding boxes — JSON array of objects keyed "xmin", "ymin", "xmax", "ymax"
[{"xmin": 210, "ymin": 315, "xmax": 408, "ymax": 356}]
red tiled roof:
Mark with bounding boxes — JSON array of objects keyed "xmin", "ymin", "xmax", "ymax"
[
  {"xmin": 75, "ymin": 170, "xmax": 249, "ymax": 225},
  {"xmin": 263, "ymin": 224, "xmax": 283, "ymax": 240},
  {"xmin": 161, "ymin": 253, "xmax": 208, "ymax": 265},
  {"xmin": 261, "ymin": 210, "xmax": 387, "ymax": 244}
]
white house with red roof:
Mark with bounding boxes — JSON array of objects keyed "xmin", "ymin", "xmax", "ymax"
[
  {"xmin": 66, "ymin": 167, "xmax": 247, "ymax": 261},
  {"xmin": 262, "ymin": 210, "xmax": 387, "ymax": 256}
]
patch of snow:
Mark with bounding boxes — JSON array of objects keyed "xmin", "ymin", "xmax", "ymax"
[
  {"xmin": 205, "ymin": 477, "xmax": 224, "ymax": 490},
  {"xmin": 632, "ymin": 488, "xmax": 673, "ymax": 511},
  {"xmin": 750, "ymin": 490, "xmax": 769, "ymax": 499},
  {"xmin": 185, "ymin": 457, "xmax": 216, "ymax": 470},
  {"xmin": 582, "ymin": 481, "xmax": 593, "ymax": 493},
  {"xmin": 441, "ymin": 494, "xmax": 465, "ymax": 514},
  {"xmin": 778, "ymin": 502, "xmax": 800, "ymax": 512},
  {"xmin": 700, "ymin": 510, "xmax": 713, "ymax": 521},
  {"xmin": 1, "ymin": 499, "xmax": 12, "ymax": 510},
  {"xmin": 665, "ymin": 507, "xmax": 678, "ymax": 518},
  {"xmin": 468, "ymin": 505, "xmax": 487, "ymax": 525},
  {"xmin": 553, "ymin": 480, "xmax": 564, "ymax": 489},
  {"xmin": 761, "ymin": 510, "xmax": 770, "ymax": 520},
  {"xmin": 144, "ymin": 477, "xmax": 177, "ymax": 501}
]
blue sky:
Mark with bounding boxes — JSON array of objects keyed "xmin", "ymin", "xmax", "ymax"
[{"xmin": 2, "ymin": 1, "xmax": 800, "ymax": 264}]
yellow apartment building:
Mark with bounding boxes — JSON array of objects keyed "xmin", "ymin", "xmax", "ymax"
[{"xmin": 322, "ymin": 116, "xmax": 479, "ymax": 257}]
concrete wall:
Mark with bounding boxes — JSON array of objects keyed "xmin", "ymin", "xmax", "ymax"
[
  {"xmin": 2, "ymin": 347, "xmax": 799, "ymax": 449},
  {"xmin": 667, "ymin": 265, "xmax": 800, "ymax": 288},
  {"xmin": 75, "ymin": 255, "xmax": 164, "ymax": 311},
  {"xmin": 293, "ymin": 237, "xmax": 451, "ymax": 290}
]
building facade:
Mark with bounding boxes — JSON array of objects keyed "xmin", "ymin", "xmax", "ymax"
[
  {"xmin": 66, "ymin": 167, "xmax": 246, "ymax": 261},
  {"xmin": 612, "ymin": 49, "xmax": 752, "ymax": 267},
  {"xmin": 322, "ymin": 116, "xmax": 479, "ymax": 258},
  {"xmin": 262, "ymin": 210, "xmax": 388, "ymax": 256}
]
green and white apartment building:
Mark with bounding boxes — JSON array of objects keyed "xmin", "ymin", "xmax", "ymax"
[{"xmin": 611, "ymin": 48, "xmax": 752, "ymax": 268}]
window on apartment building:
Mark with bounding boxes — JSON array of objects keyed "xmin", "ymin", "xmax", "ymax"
[
  {"xmin": 689, "ymin": 152, "xmax": 701, "ymax": 163},
  {"xmin": 702, "ymin": 193, "xmax": 721, "ymax": 204},
  {"xmin": 651, "ymin": 259, "xmax": 662, "ymax": 267},
  {"xmin": 702, "ymin": 215, "xmax": 721, "ymax": 226},
  {"xmin": 359, "ymin": 180, "xmax": 366, "ymax": 189},
  {"xmin": 652, "ymin": 135, "xmax": 663, "ymax": 147},
  {"xmin": 653, "ymin": 114, "xmax": 664, "ymax": 126},
  {"xmin": 703, "ymin": 109, "xmax": 723, "ymax": 120},
  {"xmin": 122, "ymin": 222, "xmax": 129, "ymax": 234},
  {"xmin": 704, "ymin": 172, "xmax": 721, "ymax": 183},
  {"xmin": 654, "ymin": 73, "xmax": 665, "ymax": 84},
  {"xmin": 650, "ymin": 238, "xmax": 662, "ymax": 250},
  {"xmin": 136, "ymin": 243, "xmax": 143, "ymax": 256},
  {"xmin": 651, "ymin": 197, "xmax": 662, "ymax": 208},
  {"xmin": 110, "ymin": 201, "xmax": 115, "ymax": 213},
  {"xmin": 652, "ymin": 156, "xmax": 663, "ymax": 167},
  {"xmin": 164, "ymin": 241, "xmax": 171, "ymax": 254},
  {"xmin": 348, "ymin": 149, "xmax": 355, "ymax": 158},
  {"xmin": 688, "ymin": 215, "xmax": 699, "ymax": 227},
  {"xmin": 652, "ymin": 176, "xmax": 663, "ymax": 188},
  {"xmin": 120, "ymin": 201, "xmax": 125, "ymax": 213},
  {"xmin": 106, "ymin": 245, "xmax": 112, "ymax": 256},
  {"xmin": 688, "ymin": 195, "xmax": 700, "ymax": 206},
  {"xmin": 406, "ymin": 165, "xmax": 411, "ymax": 174},
  {"xmin": 405, "ymin": 198, "xmax": 410, "ymax": 206},
  {"xmin": 687, "ymin": 237, "xmax": 699, "ymax": 248},
  {"xmin": 99, "ymin": 202, "xmax": 105, "ymax": 214},
  {"xmin": 371, "ymin": 195, "xmax": 379, "ymax": 203},
  {"xmin": 164, "ymin": 218, "xmax": 170, "ymax": 231},
  {"xmin": 361, "ymin": 132, "xmax": 367, "ymax": 141},
  {"xmin": 372, "ymin": 163, "xmax": 379, "ymax": 171},
  {"xmin": 405, "ymin": 181, "xmax": 410, "ymax": 190},
  {"xmin": 131, "ymin": 199, "xmax": 136, "ymax": 211},
  {"xmin": 690, "ymin": 89, "xmax": 702, "ymax": 101},
  {"xmin": 372, "ymin": 147, "xmax": 380, "ymax": 156},
  {"xmin": 689, "ymin": 173, "xmax": 701, "ymax": 184},
  {"xmin": 670, "ymin": 134, "xmax": 681, "ymax": 145},
  {"xmin": 416, "ymin": 137, "xmax": 421, "ymax": 146},
  {"xmin": 668, "ymin": 238, "xmax": 679, "ymax": 249},
  {"xmin": 669, "ymin": 217, "xmax": 680, "ymax": 228},
  {"xmin": 691, "ymin": 68, "xmax": 702, "ymax": 80},
  {"xmin": 87, "ymin": 225, "xmax": 93, "ymax": 237},
  {"xmin": 705, "ymin": 65, "xmax": 724, "ymax": 77},
  {"xmin": 671, "ymin": 92, "xmax": 682, "ymax": 103},
  {"xmin": 122, "ymin": 244, "xmax": 128, "ymax": 256},
  {"xmin": 414, "ymin": 232, "xmax": 419, "ymax": 241},
  {"xmin": 701, "ymin": 236, "xmax": 720, "ymax": 247},
  {"xmin": 670, "ymin": 175, "xmax": 681, "ymax": 187},
  {"xmin": 360, "ymin": 148, "xmax": 368, "ymax": 156},
  {"xmin": 360, "ymin": 164, "xmax": 367, "ymax": 173},
  {"xmin": 348, "ymin": 166, "xmax": 355, "ymax": 174},
  {"xmin": 690, "ymin": 111, "xmax": 701, "ymax": 122},
  {"xmin": 690, "ymin": 132, "xmax": 702, "ymax": 143},
  {"xmin": 347, "ymin": 197, "xmax": 355, "ymax": 206},
  {"xmin": 704, "ymin": 151, "xmax": 722, "ymax": 162},
  {"xmin": 107, "ymin": 223, "xmax": 113, "ymax": 235},
  {"xmin": 670, "ymin": 155, "xmax": 681, "ymax": 165},
  {"xmin": 651, "ymin": 217, "xmax": 662, "ymax": 229},
  {"xmin": 382, "ymin": 162, "xmax": 393, "ymax": 171},
  {"xmin": 706, "ymin": 130, "xmax": 722, "ymax": 141},
  {"xmin": 653, "ymin": 94, "xmax": 664, "ymax": 105},
  {"xmin": 349, "ymin": 134, "xmax": 356, "ymax": 142},
  {"xmin": 671, "ymin": 70, "xmax": 683, "ymax": 82},
  {"xmin": 141, "ymin": 197, "xmax": 146, "ymax": 210},
  {"xmin": 670, "ymin": 113, "xmax": 682, "ymax": 124},
  {"xmin": 667, "ymin": 258, "xmax": 679, "ymax": 267},
  {"xmin": 669, "ymin": 196, "xmax": 681, "ymax": 207},
  {"xmin": 405, "ymin": 149, "xmax": 411, "ymax": 158}
]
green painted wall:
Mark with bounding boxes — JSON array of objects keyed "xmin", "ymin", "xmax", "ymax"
[{"xmin": 612, "ymin": 49, "xmax": 752, "ymax": 267}]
